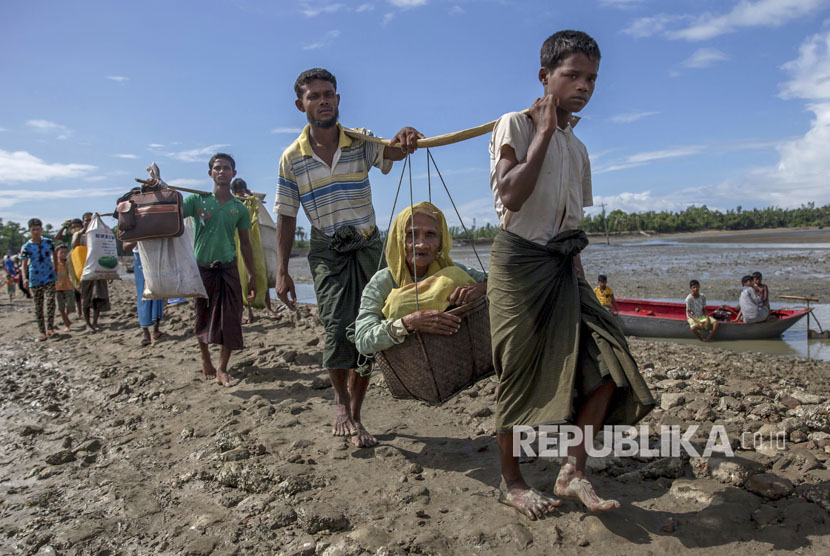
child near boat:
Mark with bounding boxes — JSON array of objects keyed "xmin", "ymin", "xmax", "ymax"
[{"xmin": 686, "ymin": 279, "xmax": 719, "ymax": 341}]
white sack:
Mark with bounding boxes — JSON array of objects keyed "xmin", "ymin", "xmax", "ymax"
[
  {"xmin": 137, "ymin": 232, "xmax": 206, "ymax": 300},
  {"xmin": 81, "ymin": 214, "xmax": 120, "ymax": 281}
]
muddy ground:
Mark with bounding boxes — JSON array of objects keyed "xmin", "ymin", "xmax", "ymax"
[{"xmin": 1, "ymin": 280, "xmax": 829, "ymax": 555}]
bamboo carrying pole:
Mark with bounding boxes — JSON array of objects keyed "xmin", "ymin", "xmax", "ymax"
[
  {"xmin": 343, "ymin": 109, "xmax": 534, "ymax": 147},
  {"xmin": 134, "ymin": 178, "xmax": 266, "ymax": 199}
]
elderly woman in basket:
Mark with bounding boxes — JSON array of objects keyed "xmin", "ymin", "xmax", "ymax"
[{"xmin": 354, "ymin": 201, "xmax": 487, "ymax": 372}]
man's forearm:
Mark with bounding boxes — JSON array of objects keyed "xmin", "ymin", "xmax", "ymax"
[
  {"xmin": 241, "ymin": 241, "xmax": 255, "ymax": 281},
  {"xmin": 276, "ymin": 214, "xmax": 296, "ymax": 274},
  {"xmin": 498, "ymin": 128, "xmax": 555, "ymax": 211}
]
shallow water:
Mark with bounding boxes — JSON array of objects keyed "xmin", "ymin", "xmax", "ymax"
[{"xmin": 284, "ymin": 237, "xmax": 830, "ymax": 361}]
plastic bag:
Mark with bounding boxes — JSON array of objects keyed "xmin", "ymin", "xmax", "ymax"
[
  {"xmin": 81, "ymin": 215, "xmax": 120, "ymax": 281},
  {"xmin": 235, "ymin": 196, "xmax": 267, "ymax": 308},
  {"xmin": 137, "ymin": 233, "xmax": 207, "ymax": 300}
]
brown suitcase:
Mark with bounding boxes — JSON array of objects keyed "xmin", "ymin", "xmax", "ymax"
[{"xmin": 116, "ymin": 188, "xmax": 184, "ymax": 241}]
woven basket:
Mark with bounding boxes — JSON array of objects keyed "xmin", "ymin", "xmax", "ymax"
[{"xmin": 374, "ymin": 297, "xmax": 494, "ymax": 405}]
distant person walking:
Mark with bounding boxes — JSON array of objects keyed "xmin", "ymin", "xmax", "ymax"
[
  {"xmin": 72, "ymin": 212, "xmax": 110, "ymax": 332},
  {"xmin": 52, "ymin": 244, "xmax": 75, "ymax": 332},
  {"xmin": 19, "ymin": 218, "xmax": 57, "ymax": 340}
]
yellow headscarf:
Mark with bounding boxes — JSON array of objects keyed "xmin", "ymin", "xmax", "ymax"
[{"xmin": 382, "ymin": 202, "xmax": 475, "ymax": 319}]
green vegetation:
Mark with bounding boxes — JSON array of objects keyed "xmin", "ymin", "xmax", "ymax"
[
  {"xmin": 2, "ymin": 204, "xmax": 827, "ymax": 255},
  {"xmin": 579, "ymin": 203, "xmax": 829, "ymax": 235},
  {"xmin": 445, "ymin": 204, "xmax": 830, "ymax": 240}
]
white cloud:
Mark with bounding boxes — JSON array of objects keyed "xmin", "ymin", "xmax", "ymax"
[
  {"xmin": 683, "ymin": 47, "xmax": 729, "ymax": 68},
  {"xmin": 107, "ymin": 75, "xmax": 129, "ymax": 83},
  {"xmin": 749, "ymin": 30, "xmax": 830, "ymax": 207},
  {"xmin": 148, "ymin": 143, "xmax": 165, "ymax": 148},
  {"xmin": 672, "ymin": 0, "xmax": 828, "ymax": 41},
  {"xmin": 356, "ymin": 3, "xmax": 374, "ymax": 12},
  {"xmin": 609, "ymin": 111, "xmax": 659, "ymax": 124},
  {"xmin": 779, "ymin": 31, "xmax": 830, "ymax": 100},
  {"xmin": 163, "ymin": 144, "xmax": 231, "ymax": 163},
  {"xmin": 623, "ymin": 15, "xmax": 688, "ymax": 38},
  {"xmin": 112, "ymin": 154, "xmax": 138, "ymax": 159},
  {"xmin": 382, "ymin": 12, "xmax": 395, "ymax": 25},
  {"xmin": 299, "ymin": 2, "xmax": 345, "ymax": 16},
  {"xmin": 271, "ymin": 127, "xmax": 303, "ymax": 134},
  {"xmin": 303, "ymin": 29, "xmax": 340, "ymax": 50},
  {"xmin": 388, "ymin": 0, "xmax": 428, "ymax": 7},
  {"xmin": 627, "ymin": 146, "xmax": 705, "ymax": 164},
  {"xmin": 0, "ymin": 127, "xmax": 7, "ymax": 132},
  {"xmin": 448, "ymin": 5, "xmax": 464, "ymax": 15},
  {"xmin": 585, "ymin": 191, "xmax": 685, "ymax": 215},
  {"xmin": 25, "ymin": 119, "xmax": 72, "ymax": 140},
  {"xmin": 0, "ymin": 187, "xmax": 123, "ymax": 210},
  {"xmin": 627, "ymin": 0, "xmax": 830, "ymax": 41},
  {"xmin": 595, "ymin": 145, "xmax": 705, "ymax": 173},
  {"xmin": 596, "ymin": 31, "xmax": 830, "ymax": 211},
  {"xmin": 0, "ymin": 149, "xmax": 96, "ymax": 184}
]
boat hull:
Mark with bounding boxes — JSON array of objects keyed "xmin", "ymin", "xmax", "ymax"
[{"xmin": 614, "ymin": 298, "xmax": 810, "ymax": 341}]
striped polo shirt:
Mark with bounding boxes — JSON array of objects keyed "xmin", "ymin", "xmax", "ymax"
[{"xmin": 275, "ymin": 123, "xmax": 392, "ymax": 237}]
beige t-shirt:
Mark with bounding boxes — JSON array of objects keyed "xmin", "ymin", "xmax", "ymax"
[{"xmin": 489, "ymin": 112, "xmax": 593, "ymax": 245}]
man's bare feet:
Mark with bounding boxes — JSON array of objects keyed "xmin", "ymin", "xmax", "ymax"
[
  {"xmin": 554, "ymin": 461, "xmax": 620, "ymax": 513},
  {"xmin": 350, "ymin": 423, "xmax": 377, "ymax": 448},
  {"xmin": 498, "ymin": 479, "xmax": 561, "ymax": 520},
  {"xmin": 62, "ymin": 326, "xmax": 71, "ymax": 332},
  {"xmin": 332, "ymin": 403, "xmax": 356, "ymax": 437},
  {"xmin": 215, "ymin": 369, "xmax": 239, "ymax": 387},
  {"xmin": 37, "ymin": 333, "xmax": 47, "ymax": 342},
  {"xmin": 202, "ymin": 361, "xmax": 217, "ymax": 379},
  {"xmin": 152, "ymin": 331, "xmax": 165, "ymax": 340},
  {"xmin": 46, "ymin": 329, "xmax": 55, "ymax": 338}
]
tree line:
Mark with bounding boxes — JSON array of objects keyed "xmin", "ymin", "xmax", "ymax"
[
  {"xmin": 448, "ymin": 203, "xmax": 829, "ymax": 240},
  {"xmin": 2, "ymin": 204, "xmax": 827, "ymax": 255}
]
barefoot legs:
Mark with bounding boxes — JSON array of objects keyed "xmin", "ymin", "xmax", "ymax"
[
  {"xmin": 328, "ymin": 368, "xmax": 376, "ymax": 447},
  {"xmin": 497, "ymin": 432, "xmax": 561, "ymax": 520}
]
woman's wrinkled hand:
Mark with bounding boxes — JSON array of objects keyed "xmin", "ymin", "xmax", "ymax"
[
  {"xmin": 447, "ymin": 282, "xmax": 486, "ymax": 306},
  {"xmin": 402, "ymin": 309, "xmax": 461, "ymax": 335}
]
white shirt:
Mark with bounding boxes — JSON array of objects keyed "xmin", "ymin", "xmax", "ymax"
[{"xmin": 489, "ymin": 111, "xmax": 593, "ymax": 245}]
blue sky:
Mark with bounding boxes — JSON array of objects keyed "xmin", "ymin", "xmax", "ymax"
[{"xmin": 2, "ymin": 0, "xmax": 830, "ymax": 231}]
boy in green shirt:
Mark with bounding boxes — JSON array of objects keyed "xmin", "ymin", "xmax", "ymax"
[{"xmin": 183, "ymin": 153, "xmax": 256, "ymax": 386}]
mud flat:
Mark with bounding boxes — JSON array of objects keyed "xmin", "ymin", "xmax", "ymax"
[{"xmin": 0, "ymin": 281, "xmax": 829, "ymax": 555}]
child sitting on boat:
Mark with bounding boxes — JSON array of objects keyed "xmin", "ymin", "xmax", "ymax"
[{"xmin": 686, "ymin": 279, "xmax": 719, "ymax": 341}]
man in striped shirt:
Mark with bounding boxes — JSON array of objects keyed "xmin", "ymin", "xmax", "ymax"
[{"xmin": 275, "ymin": 67, "xmax": 422, "ymax": 448}]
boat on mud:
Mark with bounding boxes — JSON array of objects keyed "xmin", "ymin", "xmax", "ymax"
[{"xmin": 614, "ymin": 298, "xmax": 811, "ymax": 341}]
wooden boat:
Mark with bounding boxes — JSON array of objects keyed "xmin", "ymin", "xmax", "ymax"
[{"xmin": 614, "ymin": 298, "xmax": 811, "ymax": 341}]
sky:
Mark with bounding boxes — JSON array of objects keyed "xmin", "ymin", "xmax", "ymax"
[{"xmin": 2, "ymin": 0, "xmax": 830, "ymax": 231}]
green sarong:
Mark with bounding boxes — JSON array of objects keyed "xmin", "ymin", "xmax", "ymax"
[
  {"xmin": 487, "ymin": 229, "xmax": 655, "ymax": 433},
  {"xmin": 309, "ymin": 226, "xmax": 383, "ymax": 370}
]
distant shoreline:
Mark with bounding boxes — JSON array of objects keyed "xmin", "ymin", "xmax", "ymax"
[
  {"xmin": 287, "ymin": 226, "xmax": 829, "ymax": 257},
  {"xmin": 453, "ymin": 226, "xmax": 830, "ymax": 246}
]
